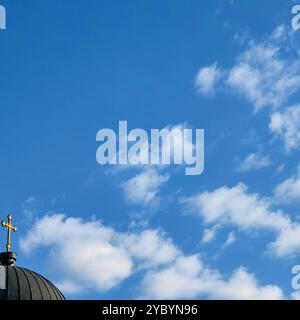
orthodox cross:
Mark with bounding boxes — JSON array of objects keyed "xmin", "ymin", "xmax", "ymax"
[{"xmin": 1, "ymin": 215, "xmax": 17, "ymax": 252}]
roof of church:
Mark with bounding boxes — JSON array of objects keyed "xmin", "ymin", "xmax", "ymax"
[
  {"xmin": 0, "ymin": 252, "xmax": 65, "ymax": 300},
  {"xmin": 0, "ymin": 215, "xmax": 65, "ymax": 300}
]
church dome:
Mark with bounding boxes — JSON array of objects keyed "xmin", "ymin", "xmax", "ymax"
[{"xmin": 0, "ymin": 252, "xmax": 65, "ymax": 300}]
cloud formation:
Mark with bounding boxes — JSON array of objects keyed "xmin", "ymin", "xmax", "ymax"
[
  {"xmin": 237, "ymin": 153, "xmax": 271, "ymax": 172},
  {"xmin": 122, "ymin": 168, "xmax": 169, "ymax": 206},
  {"xmin": 195, "ymin": 63, "xmax": 222, "ymax": 95},
  {"xmin": 274, "ymin": 166, "xmax": 300, "ymax": 205},
  {"xmin": 20, "ymin": 214, "xmax": 283, "ymax": 299},
  {"xmin": 141, "ymin": 255, "xmax": 283, "ymax": 300},
  {"xmin": 270, "ymin": 105, "xmax": 300, "ymax": 152},
  {"xmin": 181, "ymin": 183, "xmax": 300, "ymax": 257},
  {"xmin": 117, "ymin": 123, "xmax": 200, "ymax": 208},
  {"xmin": 182, "ymin": 183, "xmax": 290, "ymax": 231},
  {"xmin": 20, "ymin": 214, "xmax": 178, "ymax": 294},
  {"xmin": 196, "ymin": 25, "xmax": 300, "ymax": 153},
  {"xmin": 196, "ymin": 25, "xmax": 300, "ymax": 112}
]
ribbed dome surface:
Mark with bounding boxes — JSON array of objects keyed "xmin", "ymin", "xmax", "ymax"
[{"xmin": 0, "ymin": 265, "xmax": 65, "ymax": 300}]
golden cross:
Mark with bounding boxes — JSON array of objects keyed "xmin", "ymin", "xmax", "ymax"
[{"xmin": 1, "ymin": 215, "xmax": 17, "ymax": 252}]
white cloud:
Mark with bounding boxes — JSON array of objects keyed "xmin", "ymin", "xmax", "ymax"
[
  {"xmin": 269, "ymin": 224, "xmax": 300, "ymax": 257},
  {"xmin": 272, "ymin": 25, "xmax": 286, "ymax": 40},
  {"xmin": 118, "ymin": 123, "xmax": 198, "ymax": 207},
  {"xmin": 209, "ymin": 267, "xmax": 283, "ymax": 300},
  {"xmin": 197, "ymin": 26, "xmax": 300, "ymax": 111},
  {"xmin": 20, "ymin": 215, "xmax": 132, "ymax": 293},
  {"xmin": 223, "ymin": 231, "xmax": 237, "ymax": 248},
  {"xmin": 119, "ymin": 229, "xmax": 180, "ymax": 268},
  {"xmin": 141, "ymin": 255, "xmax": 209, "ymax": 299},
  {"xmin": 274, "ymin": 166, "xmax": 300, "ymax": 205},
  {"xmin": 20, "ymin": 214, "xmax": 179, "ymax": 294},
  {"xmin": 238, "ymin": 153, "xmax": 271, "ymax": 172},
  {"xmin": 270, "ymin": 105, "xmax": 300, "ymax": 152},
  {"xmin": 181, "ymin": 183, "xmax": 300, "ymax": 258},
  {"xmin": 19, "ymin": 214, "xmax": 283, "ymax": 299},
  {"xmin": 195, "ymin": 63, "xmax": 222, "ymax": 95},
  {"xmin": 226, "ymin": 42, "xmax": 300, "ymax": 111},
  {"xmin": 21, "ymin": 196, "xmax": 41, "ymax": 222},
  {"xmin": 201, "ymin": 225, "xmax": 219, "ymax": 244},
  {"xmin": 122, "ymin": 168, "xmax": 169, "ymax": 206},
  {"xmin": 140, "ymin": 255, "xmax": 283, "ymax": 300},
  {"xmin": 182, "ymin": 183, "xmax": 290, "ymax": 232},
  {"xmin": 195, "ymin": 25, "xmax": 300, "ymax": 159}
]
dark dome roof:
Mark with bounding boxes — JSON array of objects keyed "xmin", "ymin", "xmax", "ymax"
[{"xmin": 0, "ymin": 252, "xmax": 65, "ymax": 300}]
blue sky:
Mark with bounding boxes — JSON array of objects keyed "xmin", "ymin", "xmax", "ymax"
[{"xmin": 1, "ymin": 0, "xmax": 300, "ymax": 299}]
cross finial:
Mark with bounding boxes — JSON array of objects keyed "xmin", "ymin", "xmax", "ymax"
[{"xmin": 1, "ymin": 215, "xmax": 17, "ymax": 252}]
